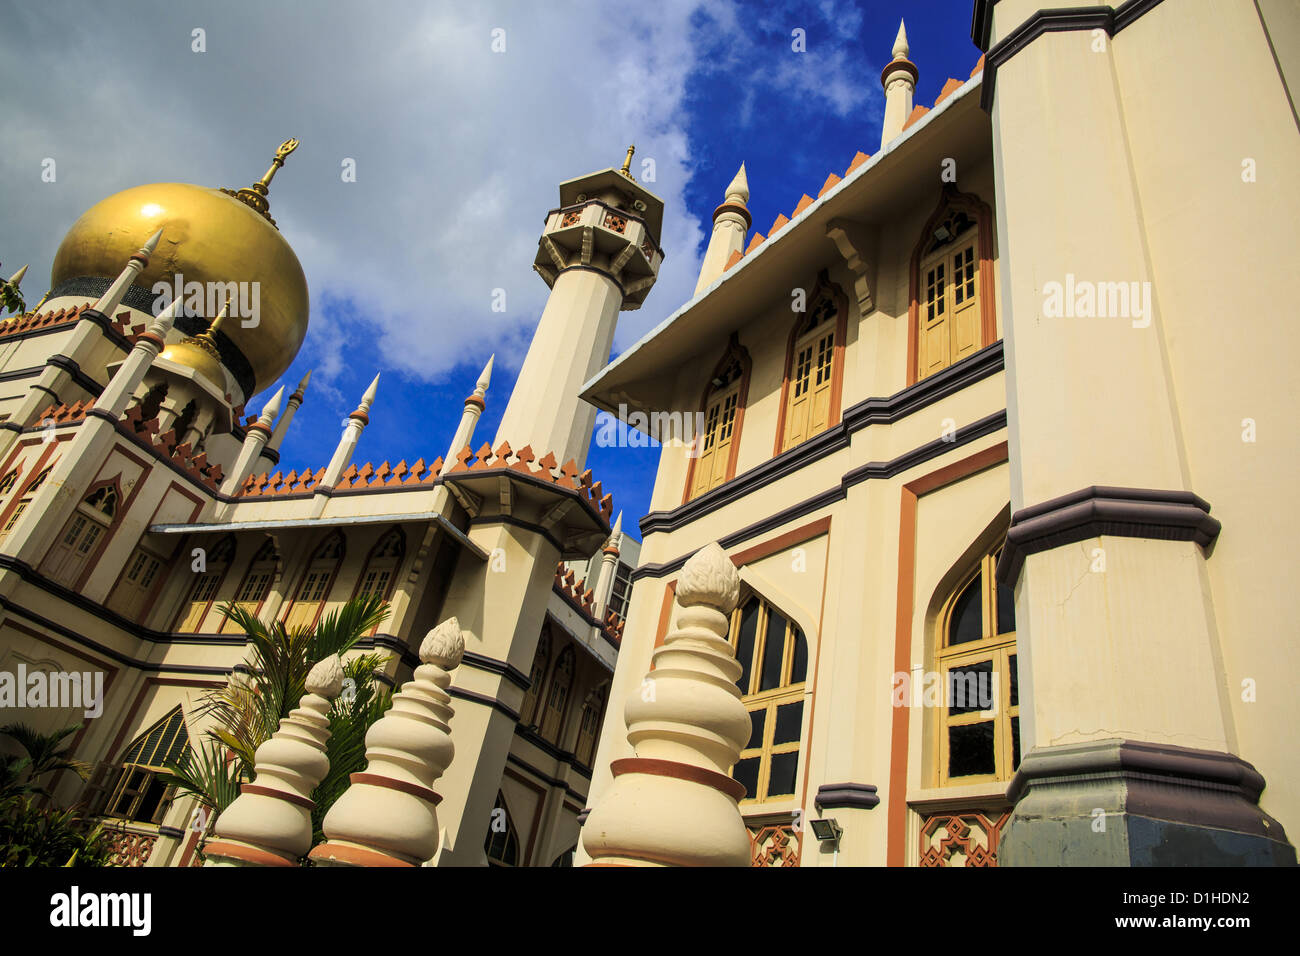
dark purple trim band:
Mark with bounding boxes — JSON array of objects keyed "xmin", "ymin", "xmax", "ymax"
[{"xmin": 995, "ymin": 485, "xmax": 1221, "ymax": 585}]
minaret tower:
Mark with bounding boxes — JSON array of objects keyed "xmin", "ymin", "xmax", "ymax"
[
  {"xmin": 694, "ymin": 164, "xmax": 751, "ymax": 295},
  {"xmin": 879, "ymin": 20, "xmax": 918, "ymax": 148},
  {"xmin": 494, "ymin": 147, "xmax": 665, "ymax": 469}
]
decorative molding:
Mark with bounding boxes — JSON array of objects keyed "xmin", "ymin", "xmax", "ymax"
[
  {"xmin": 642, "ymin": 341, "xmax": 1004, "ymax": 539},
  {"xmin": 976, "ymin": 0, "xmax": 1168, "ymax": 111},
  {"xmin": 814, "ymin": 782, "xmax": 880, "ymax": 811},
  {"xmin": 772, "ymin": 271, "xmax": 850, "ymax": 457},
  {"xmin": 634, "ymin": 409, "xmax": 1008, "ymax": 579},
  {"xmin": 995, "ymin": 485, "xmax": 1221, "ymax": 585}
]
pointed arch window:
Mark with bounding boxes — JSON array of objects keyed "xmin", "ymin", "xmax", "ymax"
[
  {"xmin": 909, "ymin": 186, "xmax": 996, "ymax": 384},
  {"xmin": 728, "ymin": 596, "xmax": 809, "ymax": 805},
  {"xmin": 354, "ymin": 527, "xmax": 404, "ymax": 603},
  {"xmin": 104, "ymin": 707, "xmax": 190, "ymax": 824},
  {"xmin": 520, "ymin": 628, "xmax": 552, "ymax": 728},
  {"xmin": 775, "ymin": 275, "xmax": 848, "ymax": 454},
  {"xmin": 0, "ymin": 466, "xmax": 50, "ymax": 544},
  {"xmin": 284, "ymin": 532, "xmax": 344, "ymax": 631},
  {"xmin": 222, "ymin": 537, "xmax": 278, "ymax": 633},
  {"xmin": 576, "ymin": 683, "xmax": 607, "ymax": 767},
  {"xmin": 109, "ymin": 546, "xmax": 167, "ymax": 621},
  {"xmin": 539, "ymin": 644, "xmax": 575, "ymax": 744},
  {"xmin": 42, "ymin": 480, "xmax": 119, "ymax": 587},
  {"xmin": 684, "ymin": 335, "xmax": 751, "ymax": 502},
  {"xmin": 174, "ymin": 535, "xmax": 236, "ymax": 632},
  {"xmin": 0, "ymin": 468, "xmax": 18, "ymax": 497},
  {"xmin": 934, "ymin": 543, "xmax": 1019, "ymax": 786},
  {"xmin": 484, "ymin": 792, "xmax": 520, "ymax": 866}
]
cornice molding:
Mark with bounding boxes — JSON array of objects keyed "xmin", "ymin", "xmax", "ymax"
[{"xmin": 995, "ymin": 485, "xmax": 1221, "ymax": 585}]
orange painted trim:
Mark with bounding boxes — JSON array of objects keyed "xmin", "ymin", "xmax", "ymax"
[
  {"xmin": 651, "ymin": 581, "xmax": 676, "ymax": 654},
  {"xmin": 203, "ymin": 840, "xmax": 298, "ymax": 867},
  {"xmin": 730, "ymin": 516, "xmax": 832, "ymax": 568},
  {"xmin": 681, "ymin": 334, "xmax": 753, "ymax": 505},
  {"xmin": 611, "ymin": 757, "xmax": 748, "ymax": 802},
  {"xmin": 349, "ymin": 771, "xmax": 441, "ymax": 806},
  {"xmin": 906, "ymin": 185, "xmax": 998, "ymax": 386},
  {"xmin": 308, "ymin": 841, "xmax": 415, "ymax": 867},
  {"xmin": 240, "ymin": 782, "xmax": 315, "ymax": 810},
  {"xmin": 885, "ymin": 440, "xmax": 1008, "ymax": 866},
  {"xmin": 771, "ymin": 272, "xmax": 850, "ymax": 456}
]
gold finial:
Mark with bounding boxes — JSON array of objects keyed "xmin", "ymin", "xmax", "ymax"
[
  {"xmin": 620, "ymin": 144, "xmax": 635, "ymax": 179},
  {"xmin": 223, "ymin": 138, "xmax": 300, "ymax": 227},
  {"xmin": 192, "ymin": 296, "xmax": 231, "ymax": 358}
]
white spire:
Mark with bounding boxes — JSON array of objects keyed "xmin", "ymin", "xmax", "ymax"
[
  {"xmin": 295, "ymin": 368, "xmax": 313, "ymax": 394},
  {"xmin": 94, "ymin": 228, "xmax": 164, "ymax": 317},
  {"xmin": 723, "ymin": 163, "xmax": 749, "ymax": 205},
  {"xmin": 476, "ymin": 354, "xmax": 494, "ymax": 393},
  {"xmin": 260, "ymin": 385, "xmax": 286, "ymax": 426},
  {"xmin": 357, "ymin": 372, "xmax": 380, "ymax": 415},
  {"xmin": 147, "ymin": 295, "xmax": 182, "ymax": 339},
  {"xmin": 7, "ymin": 265, "xmax": 27, "ymax": 288},
  {"xmin": 892, "ymin": 19, "xmax": 909, "ymax": 60}
]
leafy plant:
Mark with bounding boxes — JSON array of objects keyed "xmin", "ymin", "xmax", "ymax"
[
  {"xmin": 158, "ymin": 594, "xmax": 394, "ymax": 845},
  {"xmin": 0, "ymin": 723, "xmax": 105, "ymax": 867}
]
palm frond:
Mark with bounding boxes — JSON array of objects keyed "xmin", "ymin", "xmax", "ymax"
[{"xmin": 156, "ymin": 737, "xmax": 245, "ymax": 815}]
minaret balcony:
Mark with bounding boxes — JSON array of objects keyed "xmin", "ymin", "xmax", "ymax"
[{"xmin": 534, "ymin": 199, "xmax": 662, "ymax": 308}]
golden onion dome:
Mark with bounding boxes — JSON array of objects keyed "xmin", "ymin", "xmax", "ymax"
[{"xmin": 49, "ymin": 143, "xmax": 308, "ymax": 399}]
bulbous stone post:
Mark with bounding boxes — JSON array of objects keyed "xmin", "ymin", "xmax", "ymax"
[
  {"xmin": 583, "ymin": 542, "xmax": 752, "ymax": 866},
  {"xmin": 309, "ymin": 618, "xmax": 464, "ymax": 867},
  {"xmin": 203, "ymin": 655, "xmax": 345, "ymax": 867}
]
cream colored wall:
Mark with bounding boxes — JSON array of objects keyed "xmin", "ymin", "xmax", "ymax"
[{"xmin": 1108, "ymin": 0, "xmax": 1300, "ymax": 825}]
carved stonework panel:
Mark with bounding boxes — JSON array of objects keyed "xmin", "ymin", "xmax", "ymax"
[
  {"xmin": 749, "ymin": 824, "xmax": 802, "ymax": 867},
  {"xmin": 918, "ymin": 808, "xmax": 1010, "ymax": 867}
]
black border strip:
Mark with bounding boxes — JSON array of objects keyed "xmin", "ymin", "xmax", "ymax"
[
  {"xmin": 640, "ymin": 341, "xmax": 1004, "ymax": 538},
  {"xmin": 632, "ymin": 409, "xmax": 1008, "ymax": 581}
]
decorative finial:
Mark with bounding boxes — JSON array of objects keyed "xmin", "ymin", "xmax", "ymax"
[
  {"xmin": 892, "ymin": 19, "xmax": 909, "ymax": 60},
  {"xmin": 306, "ymin": 654, "xmax": 345, "ymax": 698},
  {"xmin": 225, "ymin": 138, "xmax": 299, "ymax": 227},
  {"xmin": 360, "ymin": 372, "xmax": 380, "ymax": 409},
  {"xmin": 7, "ymin": 265, "xmax": 28, "ymax": 288},
  {"xmin": 724, "ymin": 163, "xmax": 749, "ymax": 205},
  {"xmin": 477, "ymin": 354, "xmax": 494, "ymax": 392},
  {"xmin": 187, "ymin": 295, "xmax": 231, "ymax": 364},
  {"xmin": 296, "ymin": 369, "xmax": 313, "ymax": 393},
  {"xmin": 260, "ymin": 385, "xmax": 286, "ymax": 425},
  {"xmin": 148, "ymin": 296, "xmax": 182, "ymax": 340},
  {"xmin": 420, "ymin": 617, "xmax": 464, "ymax": 670},
  {"xmin": 620, "ymin": 144, "xmax": 636, "ymax": 179},
  {"xmin": 142, "ymin": 228, "xmax": 163, "ymax": 258},
  {"xmin": 676, "ymin": 541, "xmax": 740, "ymax": 612}
]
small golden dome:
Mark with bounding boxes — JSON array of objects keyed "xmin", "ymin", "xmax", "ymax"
[
  {"xmin": 50, "ymin": 180, "xmax": 309, "ymax": 397},
  {"xmin": 160, "ymin": 338, "xmax": 225, "ymax": 390}
]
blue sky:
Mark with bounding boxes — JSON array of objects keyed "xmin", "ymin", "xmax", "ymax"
[{"xmin": 1, "ymin": 1, "xmax": 984, "ymax": 542}]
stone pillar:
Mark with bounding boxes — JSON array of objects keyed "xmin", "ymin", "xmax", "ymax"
[
  {"xmin": 219, "ymin": 387, "xmax": 283, "ymax": 497},
  {"xmin": 203, "ymin": 655, "xmax": 345, "ymax": 867},
  {"xmin": 582, "ymin": 542, "xmax": 751, "ymax": 866},
  {"xmin": 591, "ymin": 511, "xmax": 623, "ymax": 620},
  {"xmin": 980, "ymin": 0, "xmax": 1294, "ymax": 865},
  {"xmin": 259, "ymin": 369, "xmax": 311, "ymax": 467},
  {"xmin": 309, "ymin": 618, "xmax": 464, "ymax": 867}
]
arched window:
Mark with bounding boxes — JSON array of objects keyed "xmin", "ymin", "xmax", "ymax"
[
  {"xmin": 0, "ymin": 466, "xmax": 49, "ymax": 544},
  {"xmin": 909, "ymin": 185, "xmax": 996, "ymax": 384},
  {"xmin": 0, "ymin": 468, "xmax": 18, "ymax": 496},
  {"xmin": 484, "ymin": 792, "xmax": 520, "ymax": 866},
  {"xmin": 539, "ymin": 644, "xmax": 575, "ymax": 744},
  {"xmin": 935, "ymin": 543, "xmax": 1018, "ymax": 786},
  {"xmin": 222, "ymin": 537, "xmax": 279, "ymax": 633},
  {"xmin": 774, "ymin": 274, "xmax": 848, "ymax": 454},
  {"xmin": 684, "ymin": 335, "xmax": 751, "ymax": 502},
  {"xmin": 174, "ymin": 535, "xmax": 236, "ymax": 632},
  {"xmin": 104, "ymin": 707, "xmax": 190, "ymax": 824},
  {"xmin": 520, "ymin": 628, "xmax": 552, "ymax": 728},
  {"xmin": 575, "ymin": 683, "xmax": 607, "ymax": 767},
  {"xmin": 41, "ymin": 480, "xmax": 119, "ymax": 587},
  {"xmin": 550, "ymin": 846, "xmax": 576, "ymax": 867},
  {"xmin": 283, "ymin": 531, "xmax": 344, "ymax": 631},
  {"xmin": 354, "ymin": 528, "xmax": 403, "ymax": 602},
  {"xmin": 728, "ymin": 596, "xmax": 809, "ymax": 805}
]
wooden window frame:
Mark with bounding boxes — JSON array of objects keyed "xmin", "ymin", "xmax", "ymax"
[
  {"xmin": 682, "ymin": 333, "xmax": 752, "ymax": 503},
  {"xmin": 520, "ymin": 628, "xmax": 552, "ymax": 728},
  {"xmin": 283, "ymin": 530, "xmax": 345, "ymax": 632},
  {"xmin": 539, "ymin": 644, "xmax": 575, "ymax": 744},
  {"xmin": 43, "ymin": 477, "xmax": 123, "ymax": 588},
  {"xmin": 772, "ymin": 271, "xmax": 849, "ymax": 456},
  {"xmin": 485, "ymin": 791, "xmax": 521, "ymax": 867},
  {"xmin": 221, "ymin": 537, "xmax": 279, "ymax": 633},
  {"xmin": 933, "ymin": 547, "xmax": 1018, "ymax": 788},
  {"xmin": 728, "ymin": 595, "xmax": 809, "ymax": 807},
  {"xmin": 171, "ymin": 534, "xmax": 236, "ymax": 632},
  {"xmin": 907, "ymin": 184, "xmax": 997, "ymax": 386},
  {"xmin": 104, "ymin": 707, "xmax": 190, "ymax": 825},
  {"xmin": 350, "ymin": 527, "xmax": 405, "ymax": 635}
]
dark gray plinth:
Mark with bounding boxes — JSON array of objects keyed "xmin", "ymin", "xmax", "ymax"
[{"xmin": 999, "ymin": 739, "xmax": 1295, "ymax": 866}]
